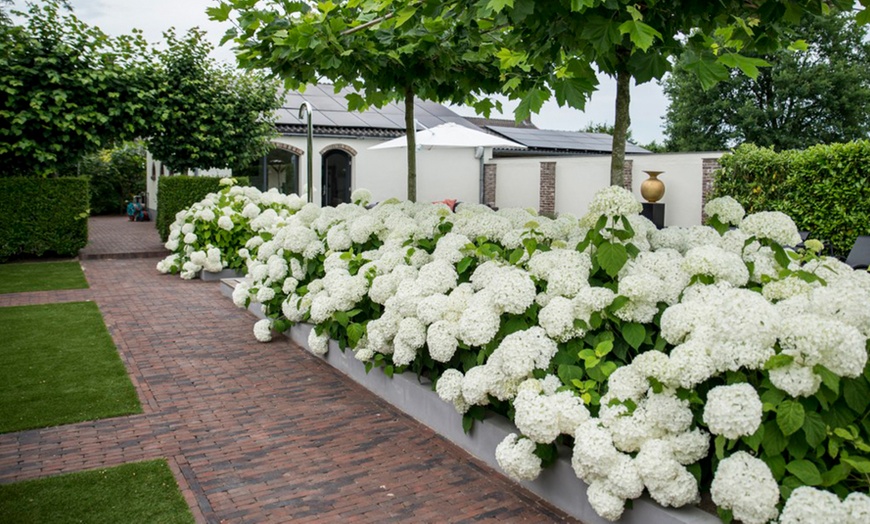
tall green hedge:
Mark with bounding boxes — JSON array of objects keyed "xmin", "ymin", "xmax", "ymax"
[
  {"xmin": 156, "ymin": 176, "xmax": 249, "ymax": 242},
  {"xmin": 0, "ymin": 177, "xmax": 89, "ymax": 261},
  {"xmin": 713, "ymin": 141, "xmax": 870, "ymax": 256}
]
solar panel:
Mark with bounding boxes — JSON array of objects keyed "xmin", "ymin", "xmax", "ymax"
[{"xmin": 488, "ymin": 126, "xmax": 649, "ymax": 153}]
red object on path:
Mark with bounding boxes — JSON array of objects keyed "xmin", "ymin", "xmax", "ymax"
[{"xmin": 435, "ymin": 199, "xmax": 457, "ymax": 211}]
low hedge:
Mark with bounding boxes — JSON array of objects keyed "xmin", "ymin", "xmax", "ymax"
[
  {"xmin": 713, "ymin": 141, "xmax": 870, "ymax": 256},
  {"xmin": 156, "ymin": 176, "xmax": 249, "ymax": 242},
  {"xmin": 0, "ymin": 177, "xmax": 89, "ymax": 261}
]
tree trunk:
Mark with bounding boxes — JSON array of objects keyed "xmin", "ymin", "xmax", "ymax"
[
  {"xmin": 404, "ymin": 86, "xmax": 417, "ymax": 202},
  {"xmin": 610, "ymin": 68, "xmax": 631, "ymax": 187}
]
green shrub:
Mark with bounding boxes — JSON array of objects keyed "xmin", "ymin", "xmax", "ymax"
[
  {"xmin": 0, "ymin": 177, "xmax": 89, "ymax": 261},
  {"xmin": 69, "ymin": 143, "xmax": 147, "ymax": 215},
  {"xmin": 714, "ymin": 141, "xmax": 870, "ymax": 256},
  {"xmin": 156, "ymin": 176, "xmax": 248, "ymax": 242}
]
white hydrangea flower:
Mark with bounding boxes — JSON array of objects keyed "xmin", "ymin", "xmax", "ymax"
[
  {"xmin": 769, "ymin": 361, "xmax": 822, "ymax": 397},
  {"xmin": 710, "ymin": 451, "xmax": 780, "ymax": 524},
  {"xmin": 416, "ymin": 294, "xmax": 450, "ymax": 325},
  {"xmin": 427, "ymin": 320, "xmax": 458, "ymax": 362},
  {"xmin": 572, "ymin": 420, "xmax": 622, "ymax": 480},
  {"xmin": 538, "ymin": 296, "xmax": 582, "ymax": 342},
  {"xmin": 241, "ymin": 202, "xmax": 261, "ymax": 219},
  {"xmin": 489, "ymin": 327, "xmax": 558, "ymax": 380},
  {"xmin": 308, "ymin": 328, "xmax": 329, "ymax": 355},
  {"xmin": 253, "ymin": 319, "xmax": 272, "ymax": 342},
  {"xmin": 416, "ymin": 259, "xmax": 458, "ymax": 296},
  {"xmin": 527, "ymin": 249, "xmax": 592, "ymax": 298},
  {"xmin": 704, "ymin": 196, "xmax": 745, "ymax": 225},
  {"xmin": 326, "ymin": 224, "xmax": 352, "ymax": 251},
  {"xmin": 703, "ymin": 383, "xmax": 762, "ymax": 439},
  {"xmin": 156, "ymin": 254, "xmax": 180, "ymax": 274},
  {"xmin": 183, "ymin": 232, "xmax": 197, "ymax": 244},
  {"xmin": 779, "ymin": 313, "xmax": 867, "ymax": 378},
  {"xmin": 351, "ymin": 187, "xmax": 372, "ymax": 206},
  {"xmin": 780, "ymin": 487, "xmax": 849, "ymax": 523},
  {"xmin": 587, "ymin": 185, "xmax": 643, "ymax": 217},
  {"xmin": 457, "ymin": 295, "xmax": 501, "ymax": 347},
  {"xmin": 461, "ymin": 365, "xmax": 494, "ymax": 405},
  {"xmin": 495, "ymin": 433, "xmax": 542, "ymax": 482},
  {"xmin": 739, "ymin": 211, "xmax": 802, "ymax": 246},
  {"xmin": 668, "ymin": 339, "xmax": 716, "ymax": 389},
  {"xmin": 435, "ymin": 368, "xmax": 464, "ymax": 403},
  {"xmin": 256, "ymin": 286, "xmax": 275, "ymax": 303},
  {"xmin": 635, "ymin": 439, "xmax": 699, "ymax": 508},
  {"xmin": 587, "ymin": 481, "xmax": 628, "ymax": 522},
  {"xmin": 513, "ymin": 389, "xmax": 561, "ymax": 444},
  {"xmin": 393, "ymin": 317, "xmax": 426, "ymax": 366},
  {"xmin": 662, "ymin": 428, "xmax": 710, "ymax": 465},
  {"xmin": 682, "ymin": 245, "xmax": 750, "ymax": 287},
  {"xmin": 844, "ymin": 492, "xmax": 870, "ymax": 524},
  {"xmin": 762, "ymin": 275, "xmax": 814, "ymax": 302}
]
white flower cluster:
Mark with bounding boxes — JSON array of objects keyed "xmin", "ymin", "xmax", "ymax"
[
  {"xmin": 704, "ymin": 196, "xmax": 745, "ymax": 225},
  {"xmin": 702, "ymin": 384, "xmax": 762, "ymax": 439},
  {"xmin": 779, "ymin": 487, "xmax": 870, "ymax": 524},
  {"xmin": 157, "ymin": 184, "xmax": 304, "ymax": 278},
  {"xmin": 710, "ymin": 451, "xmax": 780, "ymax": 524},
  {"xmin": 585, "ymin": 185, "xmax": 643, "ymax": 218},
  {"xmin": 739, "ymin": 211, "xmax": 803, "ymax": 247}
]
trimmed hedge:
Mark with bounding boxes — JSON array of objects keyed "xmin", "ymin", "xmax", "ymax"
[
  {"xmin": 0, "ymin": 177, "xmax": 90, "ymax": 261},
  {"xmin": 713, "ymin": 141, "xmax": 870, "ymax": 256},
  {"xmin": 156, "ymin": 176, "xmax": 249, "ymax": 242}
]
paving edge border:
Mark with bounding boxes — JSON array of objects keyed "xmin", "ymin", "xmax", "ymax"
[{"xmin": 220, "ymin": 278, "xmax": 720, "ymax": 524}]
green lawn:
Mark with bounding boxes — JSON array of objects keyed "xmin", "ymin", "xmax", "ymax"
[
  {"xmin": 0, "ymin": 301, "xmax": 141, "ymax": 433},
  {"xmin": 0, "ymin": 459, "xmax": 194, "ymax": 523},
  {"xmin": 0, "ymin": 261, "xmax": 89, "ymax": 294}
]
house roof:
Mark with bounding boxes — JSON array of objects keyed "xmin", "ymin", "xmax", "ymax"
[
  {"xmin": 274, "ymin": 85, "xmax": 481, "ymax": 138},
  {"xmin": 273, "ymin": 85, "xmax": 649, "ymax": 155},
  {"xmin": 486, "ymin": 126, "xmax": 651, "ymax": 155},
  {"xmin": 464, "ymin": 117, "xmax": 537, "ymax": 129}
]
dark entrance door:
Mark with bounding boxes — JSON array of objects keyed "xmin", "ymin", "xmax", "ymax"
[{"xmin": 322, "ymin": 150, "xmax": 351, "ymax": 207}]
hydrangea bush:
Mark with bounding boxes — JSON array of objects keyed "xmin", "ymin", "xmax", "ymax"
[
  {"xmin": 214, "ymin": 187, "xmax": 870, "ymax": 522},
  {"xmin": 156, "ymin": 178, "xmax": 306, "ymax": 279}
]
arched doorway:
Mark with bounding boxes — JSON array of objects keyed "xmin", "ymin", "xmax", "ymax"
[{"xmin": 321, "ymin": 149, "xmax": 351, "ymax": 207}]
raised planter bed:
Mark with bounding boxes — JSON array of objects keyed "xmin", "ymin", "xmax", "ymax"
[
  {"xmin": 219, "ymin": 278, "xmax": 720, "ymax": 524},
  {"xmin": 199, "ymin": 268, "xmax": 245, "ymax": 282}
]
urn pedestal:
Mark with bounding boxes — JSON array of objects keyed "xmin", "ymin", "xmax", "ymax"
[{"xmin": 640, "ymin": 170, "xmax": 666, "ymax": 229}]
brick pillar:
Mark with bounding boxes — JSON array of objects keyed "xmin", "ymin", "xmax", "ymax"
[
  {"xmin": 483, "ymin": 164, "xmax": 497, "ymax": 208},
  {"xmin": 622, "ymin": 159, "xmax": 633, "ymax": 191},
  {"xmin": 701, "ymin": 158, "xmax": 721, "ymax": 222},
  {"xmin": 539, "ymin": 162, "xmax": 556, "ymax": 216}
]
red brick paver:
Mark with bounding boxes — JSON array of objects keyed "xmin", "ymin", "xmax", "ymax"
[
  {"xmin": 79, "ymin": 216, "xmax": 167, "ymax": 259},
  {"xmin": 0, "ymin": 256, "xmax": 578, "ymax": 523}
]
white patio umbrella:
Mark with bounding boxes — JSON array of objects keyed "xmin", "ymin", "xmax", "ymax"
[
  {"xmin": 369, "ymin": 122, "xmax": 526, "ymax": 204},
  {"xmin": 369, "ymin": 122, "xmax": 526, "ymax": 150}
]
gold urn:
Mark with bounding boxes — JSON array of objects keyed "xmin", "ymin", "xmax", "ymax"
[{"xmin": 640, "ymin": 171, "xmax": 665, "ymax": 203}]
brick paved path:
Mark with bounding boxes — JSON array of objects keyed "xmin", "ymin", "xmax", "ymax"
[
  {"xmin": 0, "ymin": 255, "xmax": 577, "ymax": 523},
  {"xmin": 79, "ymin": 216, "xmax": 167, "ymax": 259}
]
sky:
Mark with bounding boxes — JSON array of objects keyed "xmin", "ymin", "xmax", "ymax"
[{"xmin": 10, "ymin": 0, "xmax": 670, "ymax": 144}]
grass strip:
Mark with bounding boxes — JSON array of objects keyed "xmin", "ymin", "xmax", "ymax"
[
  {"xmin": 0, "ymin": 261, "xmax": 89, "ymax": 294},
  {"xmin": 0, "ymin": 301, "xmax": 141, "ymax": 433},
  {"xmin": 0, "ymin": 459, "xmax": 194, "ymax": 523}
]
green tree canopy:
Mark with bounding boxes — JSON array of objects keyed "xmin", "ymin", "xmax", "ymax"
[
  {"xmin": 663, "ymin": 12, "xmax": 870, "ymax": 152},
  {"xmin": 0, "ymin": 0, "xmax": 151, "ymax": 176},
  {"xmin": 0, "ymin": 2, "xmax": 283, "ymax": 177},
  {"xmin": 146, "ymin": 29, "xmax": 283, "ymax": 173}
]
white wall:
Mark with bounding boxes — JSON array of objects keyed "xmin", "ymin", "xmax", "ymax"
[
  {"xmin": 491, "ymin": 158, "xmax": 540, "ymax": 210},
  {"xmin": 489, "ymin": 152, "xmax": 724, "ymax": 226},
  {"xmin": 273, "ymin": 136, "xmax": 483, "ymax": 204}
]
